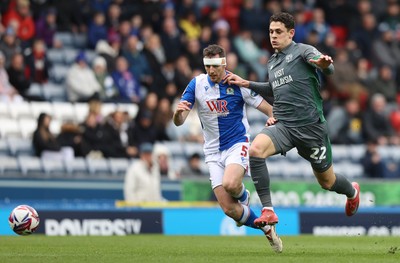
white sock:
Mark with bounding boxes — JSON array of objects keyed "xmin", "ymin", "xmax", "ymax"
[
  {"xmin": 263, "ymin": 207, "xmax": 274, "ymax": 212},
  {"xmin": 261, "ymin": 225, "xmax": 271, "ymax": 234}
]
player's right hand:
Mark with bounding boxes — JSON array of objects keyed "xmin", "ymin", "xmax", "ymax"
[{"xmin": 223, "ymin": 72, "xmax": 249, "ymax": 88}]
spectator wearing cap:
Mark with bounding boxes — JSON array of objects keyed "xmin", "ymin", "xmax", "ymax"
[
  {"xmin": 65, "ymin": 51, "xmax": 101, "ymax": 102},
  {"xmin": 123, "ymin": 142, "xmax": 164, "ymax": 202},
  {"xmin": 180, "ymin": 152, "xmax": 207, "ymax": 177},
  {"xmin": 92, "ymin": 56, "xmax": 119, "ymax": 102}
]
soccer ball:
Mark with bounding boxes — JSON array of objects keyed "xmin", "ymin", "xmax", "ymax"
[{"xmin": 8, "ymin": 205, "xmax": 40, "ymax": 235}]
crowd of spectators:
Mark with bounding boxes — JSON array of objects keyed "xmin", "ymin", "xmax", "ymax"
[{"xmin": 1, "ymin": 0, "xmax": 400, "ymax": 178}]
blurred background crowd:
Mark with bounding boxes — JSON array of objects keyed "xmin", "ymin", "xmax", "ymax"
[{"xmin": 1, "ymin": 0, "xmax": 400, "ymax": 180}]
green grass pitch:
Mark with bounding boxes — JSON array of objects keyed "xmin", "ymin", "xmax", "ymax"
[{"xmin": 1, "ymin": 235, "xmax": 399, "ymax": 263}]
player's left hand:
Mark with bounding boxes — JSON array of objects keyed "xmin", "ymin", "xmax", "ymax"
[
  {"xmin": 309, "ymin": 54, "xmax": 333, "ymax": 69},
  {"xmin": 266, "ymin": 117, "xmax": 277, "ymax": 126}
]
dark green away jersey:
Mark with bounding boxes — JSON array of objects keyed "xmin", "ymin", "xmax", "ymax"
[{"xmin": 267, "ymin": 41, "xmax": 333, "ymax": 127}]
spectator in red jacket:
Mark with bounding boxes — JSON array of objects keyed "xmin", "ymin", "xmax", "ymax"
[{"xmin": 2, "ymin": 0, "xmax": 35, "ymax": 45}]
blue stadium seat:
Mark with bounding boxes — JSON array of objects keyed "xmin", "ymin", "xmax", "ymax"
[
  {"xmin": 51, "ymin": 102, "xmax": 76, "ymax": 121},
  {"xmin": 26, "ymin": 83, "xmax": 44, "ymax": 100},
  {"xmin": 54, "ymin": 32, "xmax": 74, "ymax": 48},
  {"xmin": 50, "ymin": 64, "xmax": 70, "ymax": 84},
  {"xmin": 18, "ymin": 156, "xmax": 43, "ymax": 176},
  {"xmin": 0, "ymin": 118, "xmax": 22, "ymax": 138},
  {"xmin": 0, "ymin": 156, "xmax": 20, "ymax": 175},
  {"xmin": 47, "ymin": 48, "xmax": 65, "ymax": 65},
  {"xmin": 42, "ymin": 158, "xmax": 66, "ymax": 176},
  {"xmin": 108, "ymin": 158, "xmax": 131, "ymax": 177},
  {"xmin": 0, "ymin": 138, "xmax": 10, "ymax": 156},
  {"xmin": 42, "ymin": 82, "xmax": 67, "ymax": 102},
  {"xmin": 86, "ymin": 157, "xmax": 111, "ymax": 176},
  {"xmin": 64, "ymin": 157, "xmax": 88, "ymax": 176},
  {"xmin": 7, "ymin": 137, "xmax": 35, "ymax": 156},
  {"xmin": 63, "ymin": 48, "xmax": 79, "ymax": 65}
]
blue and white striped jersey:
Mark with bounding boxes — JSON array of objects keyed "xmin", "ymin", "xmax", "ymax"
[{"xmin": 181, "ymin": 73, "xmax": 263, "ymax": 155}]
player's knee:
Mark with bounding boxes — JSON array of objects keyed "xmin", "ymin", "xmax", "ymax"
[
  {"xmin": 249, "ymin": 144, "xmax": 266, "ymax": 158},
  {"xmin": 222, "ymin": 180, "xmax": 240, "ymax": 194}
]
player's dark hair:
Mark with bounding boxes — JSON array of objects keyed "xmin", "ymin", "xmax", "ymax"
[
  {"xmin": 270, "ymin": 12, "xmax": 295, "ymax": 30},
  {"xmin": 203, "ymin": 44, "xmax": 225, "ymax": 58}
]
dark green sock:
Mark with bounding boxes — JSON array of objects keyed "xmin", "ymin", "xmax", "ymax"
[
  {"xmin": 329, "ymin": 173, "xmax": 355, "ymax": 198},
  {"xmin": 250, "ymin": 156, "xmax": 273, "ymax": 207}
]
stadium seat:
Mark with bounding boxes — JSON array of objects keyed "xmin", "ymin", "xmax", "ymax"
[
  {"xmin": 7, "ymin": 137, "xmax": 35, "ymax": 156},
  {"xmin": 116, "ymin": 103, "xmax": 139, "ymax": 119},
  {"xmin": 26, "ymin": 83, "xmax": 44, "ymax": 100},
  {"xmin": 249, "ymin": 123, "xmax": 265, "ymax": 139},
  {"xmin": 184, "ymin": 142, "xmax": 204, "ymax": 158},
  {"xmin": 9, "ymin": 101, "xmax": 32, "ymax": 119},
  {"xmin": 0, "ymin": 118, "xmax": 22, "ymax": 138},
  {"xmin": 247, "ymin": 107, "xmax": 267, "ymax": 125},
  {"xmin": 47, "ymin": 48, "xmax": 65, "ymax": 65},
  {"xmin": 0, "ymin": 156, "xmax": 20, "ymax": 175},
  {"xmin": 50, "ymin": 64, "xmax": 70, "ymax": 84},
  {"xmin": 63, "ymin": 48, "xmax": 79, "ymax": 65},
  {"xmin": 30, "ymin": 101, "xmax": 53, "ymax": 119},
  {"xmin": 74, "ymin": 103, "xmax": 89, "ymax": 123},
  {"xmin": 42, "ymin": 83, "xmax": 67, "ymax": 102},
  {"xmin": 332, "ymin": 145, "xmax": 349, "ymax": 162},
  {"xmin": 54, "ymin": 32, "xmax": 74, "ymax": 48},
  {"xmin": 157, "ymin": 141, "xmax": 185, "ymax": 158},
  {"xmin": 51, "ymin": 102, "xmax": 76, "ymax": 121},
  {"xmin": 348, "ymin": 145, "xmax": 366, "ymax": 162},
  {"xmin": 64, "ymin": 157, "xmax": 88, "ymax": 176},
  {"xmin": 19, "ymin": 118, "xmax": 37, "ymax": 139},
  {"xmin": 101, "ymin": 103, "xmax": 117, "ymax": 117},
  {"xmin": 84, "ymin": 49, "xmax": 97, "ymax": 64},
  {"xmin": 18, "ymin": 156, "xmax": 43, "ymax": 176},
  {"xmin": 86, "ymin": 157, "xmax": 111, "ymax": 176},
  {"xmin": 0, "ymin": 103, "xmax": 10, "ymax": 118},
  {"xmin": 0, "ymin": 138, "xmax": 10, "ymax": 156},
  {"xmin": 171, "ymin": 156, "xmax": 187, "ymax": 174},
  {"xmin": 73, "ymin": 33, "xmax": 88, "ymax": 49},
  {"xmin": 42, "ymin": 157, "xmax": 66, "ymax": 176},
  {"xmin": 108, "ymin": 158, "xmax": 131, "ymax": 177}
]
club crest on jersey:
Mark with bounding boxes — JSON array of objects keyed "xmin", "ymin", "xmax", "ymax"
[
  {"xmin": 226, "ymin": 87, "xmax": 234, "ymax": 95},
  {"xmin": 285, "ymin": 54, "xmax": 293, "ymax": 62}
]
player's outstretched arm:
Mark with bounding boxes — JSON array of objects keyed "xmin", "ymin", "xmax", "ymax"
[
  {"xmin": 309, "ymin": 54, "xmax": 334, "ymax": 75},
  {"xmin": 173, "ymin": 101, "xmax": 191, "ymax": 126}
]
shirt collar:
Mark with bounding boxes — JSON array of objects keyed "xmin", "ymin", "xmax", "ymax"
[{"xmin": 276, "ymin": 41, "xmax": 295, "ymax": 55}]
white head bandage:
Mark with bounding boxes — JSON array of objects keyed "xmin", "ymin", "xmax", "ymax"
[{"xmin": 203, "ymin": 57, "xmax": 226, "ymax": 66}]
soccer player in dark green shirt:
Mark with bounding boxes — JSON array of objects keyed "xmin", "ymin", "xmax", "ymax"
[{"xmin": 225, "ymin": 12, "xmax": 360, "ymax": 227}]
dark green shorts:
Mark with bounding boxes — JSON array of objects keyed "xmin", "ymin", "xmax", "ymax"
[{"xmin": 260, "ymin": 121, "xmax": 333, "ymax": 172}]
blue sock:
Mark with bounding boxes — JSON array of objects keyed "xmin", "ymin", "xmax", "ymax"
[{"xmin": 238, "ymin": 204, "xmax": 259, "ymax": 229}]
